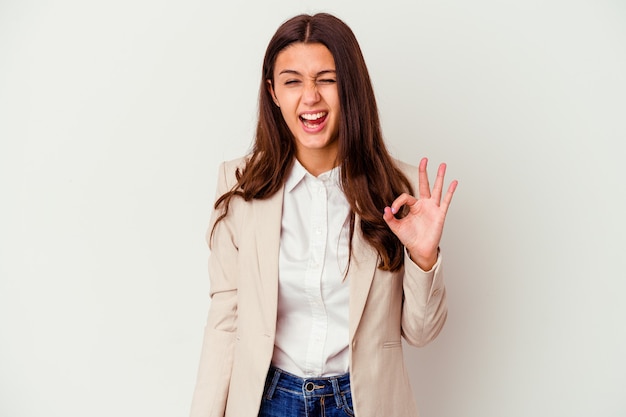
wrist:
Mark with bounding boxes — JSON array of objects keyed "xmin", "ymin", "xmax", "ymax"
[{"xmin": 407, "ymin": 247, "xmax": 439, "ymax": 271}]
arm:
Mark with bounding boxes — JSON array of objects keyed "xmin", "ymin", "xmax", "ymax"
[
  {"xmin": 190, "ymin": 161, "xmax": 240, "ymax": 417},
  {"xmin": 383, "ymin": 158, "xmax": 457, "ymax": 346},
  {"xmin": 400, "ymin": 250, "xmax": 448, "ymax": 346}
]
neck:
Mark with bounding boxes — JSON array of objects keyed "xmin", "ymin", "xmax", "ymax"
[
  {"xmin": 296, "ymin": 153, "xmax": 339, "ymax": 176},
  {"xmin": 296, "ymin": 146, "xmax": 339, "ymax": 177}
]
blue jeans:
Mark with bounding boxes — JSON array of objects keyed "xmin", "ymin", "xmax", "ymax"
[{"xmin": 257, "ymin": 366, "xmax": 355, "ymax": 417}]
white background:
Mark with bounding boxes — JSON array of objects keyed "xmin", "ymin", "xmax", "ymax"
[{"xmin": 1, "ymin": 1, "xmax": 625, "ymax": 416}]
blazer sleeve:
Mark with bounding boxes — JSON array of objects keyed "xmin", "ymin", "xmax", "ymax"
[
  {"xmin": 394, "ymin": 158, "xmax": 448, "ymax": 347},
  {"xmin": 190, "ymin": 161, "xmax": 240, "ymax": 417},
  {"xmin": 400, "ymin": 248, "xmax": 448, "ymax": 347}
]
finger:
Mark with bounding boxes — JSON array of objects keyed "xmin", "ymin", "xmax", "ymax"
[
  {"xmin": 382, "ymin": 206, "xmax": 401, "ymax": 231},
  {"xmin": 389, "ymin": 193, "xmax": 417, "ymax": 215},
  {"xmin": 431, "ymin": 163, "xmax": 447, "ymax": 203},
  {"xmin": 440, "ymin": 180, "xmax": 458, "ymax": 212},
  {"xmin": 418, "ymin": 157, "xmax": 431, "ymax": 199}
]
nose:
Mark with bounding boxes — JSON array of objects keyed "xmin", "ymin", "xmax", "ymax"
[{"xmin": 302, "ymin": 81, "xmax": 320, "ymax": 105}]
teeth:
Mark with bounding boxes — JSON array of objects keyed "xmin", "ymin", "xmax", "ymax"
[{"xmin": 300, "ymin": 112, "xmax": 327, "ymax": 120}]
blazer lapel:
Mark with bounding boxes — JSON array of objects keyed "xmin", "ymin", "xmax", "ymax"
[
  {"xmin": 251, "ymin": 192, "xmax": 377, "ymax": 341},
  {"xmin": 348, "ymin": 216, "xmax": 378, "ymax": 342},
  {"xmin": 253, "ymin": 186, "xmax": 284, "ymax": 335}
]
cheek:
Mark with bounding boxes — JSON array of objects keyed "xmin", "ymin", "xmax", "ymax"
[
  {"xmin": 279, "ymin": 107, "xmax": 297, "ymax": 125},
  {"xmin": 277, "ymin": 107, "xmax": 300, "ymax": 136},
  {"xmin": 328, "ymin": 92, "xmax": 341, "ymax": 116},
  {"xmin": 274, "ymin": 93, "xmax": 296, "ymax": 119}
]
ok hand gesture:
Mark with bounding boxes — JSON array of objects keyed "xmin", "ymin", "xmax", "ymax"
[{"xmin": 383, "ymin": 158, "xmax": 458, "ymax": 271}]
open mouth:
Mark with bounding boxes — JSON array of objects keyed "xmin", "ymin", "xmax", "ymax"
[{"xmin": 299, "ymin": 111, "xmax": 328, "ymax": 129}]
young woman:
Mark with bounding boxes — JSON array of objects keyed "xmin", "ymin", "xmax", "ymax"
[{"xmin": 190, "ymin": 13, "xmax": 458, "ymax": 417}]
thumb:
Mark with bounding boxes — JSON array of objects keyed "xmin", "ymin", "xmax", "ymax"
[{"xmin": 383, "ymin": 206, "xmax": 400, "ymax": 232}]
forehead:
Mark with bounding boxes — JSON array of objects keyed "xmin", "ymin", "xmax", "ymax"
[{"xmin": 274, "ymin": 42, "xmax": 336, "ymax": 75}]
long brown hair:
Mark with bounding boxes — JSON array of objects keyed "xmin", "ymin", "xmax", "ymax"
[{"xmin": 213, "ymin": 13, "xmax": 413, "ymax": 271}]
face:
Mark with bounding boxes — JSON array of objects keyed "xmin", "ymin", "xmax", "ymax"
[{"xmin": 268, "ymin": 42, "xmax": 340, "ymax": 173}]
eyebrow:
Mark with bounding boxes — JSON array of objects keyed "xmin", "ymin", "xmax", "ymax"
[{"xmin": 278, "ymin": 69, "xmax": 336, "ymax": 76}]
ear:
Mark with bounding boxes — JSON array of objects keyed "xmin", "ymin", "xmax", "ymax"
[{"xmin": 266, "ymin": 79, "xmax": 280, "ymax": 107}]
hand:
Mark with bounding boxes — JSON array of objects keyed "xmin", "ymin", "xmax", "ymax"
[{"xmin": 383, "ymin": 158, "xmax": 458, "ymax": 271}]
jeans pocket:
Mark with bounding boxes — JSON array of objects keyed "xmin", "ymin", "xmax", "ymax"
[{"xmin": 341, "ymin": 392, "xmax": 355, "ymax": 416}]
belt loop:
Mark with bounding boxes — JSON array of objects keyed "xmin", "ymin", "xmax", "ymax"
[
  {"xmin": 331, "ymin": 377, "xmax": 343, "ymax": 408},
  {"xmin": 265, "ymin": 368, "xmax": 281, "ymax": 400}
]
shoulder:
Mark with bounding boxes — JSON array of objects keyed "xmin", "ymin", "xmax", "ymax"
[
  {"xmin": 216, "ymin": 156, "xmax": 249, "ymax": 190},
  {"xmin": 392, "ymin": 157, "xmax": 418, "ymax": 177},
  {"xmin": 390, "ymin": 157, "xmax": 420, "ymax": 192}
]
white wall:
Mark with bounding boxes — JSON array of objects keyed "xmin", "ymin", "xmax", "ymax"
[{"xmin": 1, "ymin": 1, "xmax": 624, "ymax": 416}]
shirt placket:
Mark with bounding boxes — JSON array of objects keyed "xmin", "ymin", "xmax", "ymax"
[{"xmin": 303, "ymin": 179, "xmax": 328, "ymax": 376}]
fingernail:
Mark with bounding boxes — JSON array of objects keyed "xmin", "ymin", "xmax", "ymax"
[{"xmin": 391, "ymin": 207, "xmax": 397, "ymax": 214}]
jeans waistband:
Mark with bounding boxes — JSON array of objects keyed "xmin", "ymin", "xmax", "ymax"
[{"xmin": 264, "ymin": 366, "xmax": 351, "ymax": 400}]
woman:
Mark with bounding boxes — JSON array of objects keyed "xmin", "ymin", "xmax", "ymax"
[{"xmin": 190, "ymin": 13, "xmax": 457, "ymax": 417}]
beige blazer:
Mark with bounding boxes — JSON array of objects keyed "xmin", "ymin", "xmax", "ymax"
[{"xmin": 190, "ymin": 158, "xmax": 447, "ymax": 417}]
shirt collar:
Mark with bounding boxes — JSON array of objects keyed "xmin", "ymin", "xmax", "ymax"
[
  {"xmin": 285, "ymin": 159, "xmax": 341, "ymax": 193},
  {"xmin": 285, "ymin": 159, "xmax": 308, "ymax": 193}
]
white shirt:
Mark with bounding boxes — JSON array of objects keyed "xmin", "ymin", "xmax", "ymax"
[{"xmin": 272, "ymin": 159, "xmax": 351, "ymax": 377}]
